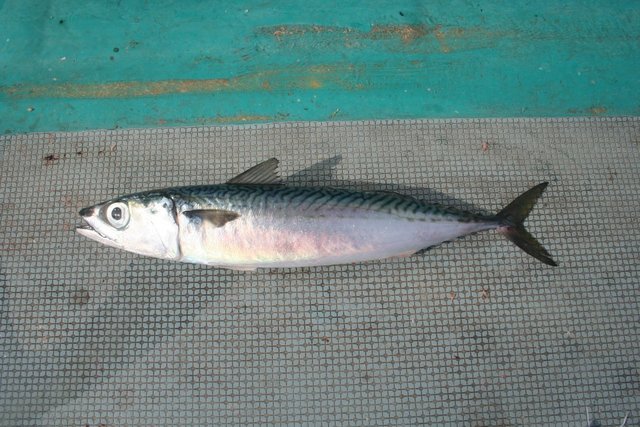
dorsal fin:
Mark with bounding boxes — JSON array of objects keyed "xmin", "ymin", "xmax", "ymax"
[{"xmin": 227, "ymin": 158, "xmax": 280, "ymax": 184}]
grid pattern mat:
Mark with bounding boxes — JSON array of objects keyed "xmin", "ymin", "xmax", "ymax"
[{"xmin": 1, "ymin": 118, "xmax": 639, "ymax": 426}]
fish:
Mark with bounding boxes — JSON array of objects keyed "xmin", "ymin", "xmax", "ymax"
[{"xmin": 76, "ymin": 158, "xmax": 557, "ymax": 270}]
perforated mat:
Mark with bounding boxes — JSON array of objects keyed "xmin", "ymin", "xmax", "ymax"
[{"xmin": 1, "ymin": 118, "xmax": 638, "ymax": 426}]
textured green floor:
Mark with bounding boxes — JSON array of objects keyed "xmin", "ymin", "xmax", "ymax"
[{"xmin": 1, "ymin": 0, "xmax": 639, "ymax": 133}]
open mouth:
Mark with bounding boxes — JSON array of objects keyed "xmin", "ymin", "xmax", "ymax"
[{"xmin": 76, "ymin": 221, "xmax": 114, "ymax": 242}]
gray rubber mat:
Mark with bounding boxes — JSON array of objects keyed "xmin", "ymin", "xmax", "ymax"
[{"xmin": 1, "ymin": 118, "xmax": 638, "ymax": 426}]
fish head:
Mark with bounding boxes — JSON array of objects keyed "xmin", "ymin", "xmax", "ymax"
[{"xmin": 76, "ymin": 192, "xmax": 180, "ymax": 260}]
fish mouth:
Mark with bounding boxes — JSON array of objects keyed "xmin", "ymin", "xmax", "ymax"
[{"xmin": 76, "ymin": 221, "xmax": 116, "ymax": 244}]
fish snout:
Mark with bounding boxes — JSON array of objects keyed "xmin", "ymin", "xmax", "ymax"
[{"xmin": 79, "ymin": 206, "xmax": 96, "ymax": 217}]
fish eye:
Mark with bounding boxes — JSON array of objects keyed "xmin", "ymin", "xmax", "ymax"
[
  {"xmin": 106, "ymin": 202, "xmax": 130, "ymax": 229},
  {"xmin": 111, "ymin": 207, "xmax": 122, "ymax": 220}
]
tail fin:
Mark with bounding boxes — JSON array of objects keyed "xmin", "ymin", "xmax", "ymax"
[{"xmin": 496, "ymin": 182, "xmax": 557, "ymax": 266}]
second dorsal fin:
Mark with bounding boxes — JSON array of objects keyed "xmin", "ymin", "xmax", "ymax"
[{"xmin": 227, "ymin": 158, "xmax": 280, "ymax": 184}]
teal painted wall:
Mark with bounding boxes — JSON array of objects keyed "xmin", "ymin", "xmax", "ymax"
[{"xmin": 1, "ymin": 0, "xmax": 639, "ymax": 133}]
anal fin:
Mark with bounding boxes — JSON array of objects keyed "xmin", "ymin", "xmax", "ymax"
[
  {"xmin": 223, "ymin": 265, "xmax": 257, "ymax": 272},
  {"xmin": 388, "ymin": 250, "xmax": 418, "ymax": 259}
]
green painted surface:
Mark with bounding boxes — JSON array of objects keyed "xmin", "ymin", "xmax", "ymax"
[{"xmin": 1, "ymin": 0, "xmax": 639, "ymax": 133}]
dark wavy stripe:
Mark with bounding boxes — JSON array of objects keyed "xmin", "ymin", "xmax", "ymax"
[{"xmin": 165, "ymin": 184, "xmax": 478, "ymax": 221}]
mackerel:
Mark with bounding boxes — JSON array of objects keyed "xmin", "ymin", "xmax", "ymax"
[{"xmin": 77, "ymin": 158, "xmax": 557, "ymax": 270}]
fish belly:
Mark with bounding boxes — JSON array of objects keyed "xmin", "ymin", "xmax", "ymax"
[{"xmin": 177, "ymin": 209, "xmax": 492, "ymax": 268}]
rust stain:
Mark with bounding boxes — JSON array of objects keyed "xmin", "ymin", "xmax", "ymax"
[
  {"xmin": 369, "ymin": 24, "xmax": 428, "ymax": 43},
  {"xmin": 1, "ymin": 65, "xmax": 351, "ymax": 99},
  {"xmin": 264, "ymin": 24, "xmax": 429, "ymax": 44},
  {"xmin": 568, "ymin": 106, "xmax": 609, "ymax": 116},
  {"xmin": 307, "ymin": 64, "xmax": 345, "ymax": 74},
  {"xmin": 270, "ymin": 24, "xmax": 353, "ymax": 40},
  {"xmin": 261, "ymin": 23, "xmax": 479, "ymax": 53},
  {"xmin": 212, "ymin": 115, "xmax": 271, "ymax": 123},
  {"xmin": 154, "ymin": 114, "xmax": 273, "ymax": 126},
  {"xmin": 433, "ymin": 25, "xmax": 451, "ymax": 53},
  {"xmin": 3, "ymin": 78, "xmax": 230, "ymax": 99},
  {"xmin": 309, "ymin": 79, "xmax": 322, "ymax": 89},
  {"xmin": 588, "ymin": 106, "xmax": 607, "ymax": 115}
]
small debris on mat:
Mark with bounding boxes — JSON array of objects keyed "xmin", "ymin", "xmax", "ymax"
[
  {"xmin": 43, "ymin": 154, "xmax": 59, "ymax": 165},
  {"xmin": 61, "ymin": 195, "xmax": 73, "ymax": 208},
  {"xmin": 449, "ymin": 291, "xmax": 456, "ymax": 302},
  {"xmin": 70, "ymin": 288, "xmax": 91, "ymax": 305},
  {"xmin": 97, "ymin": 143, "xmax": 117, "ymax": 155},
  {"xmin": 586, "ymin": 407, "xmax": 630, "ymax": 427}
]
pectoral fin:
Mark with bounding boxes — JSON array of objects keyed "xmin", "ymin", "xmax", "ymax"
[{"xmin": 183, "ymin": 209, "xmax": 240, "ymax": 227}]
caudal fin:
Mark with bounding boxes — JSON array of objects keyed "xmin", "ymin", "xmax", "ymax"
[{"xmin": 496, "ymin": 182, "xmax": 557, "ymax": 266}]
